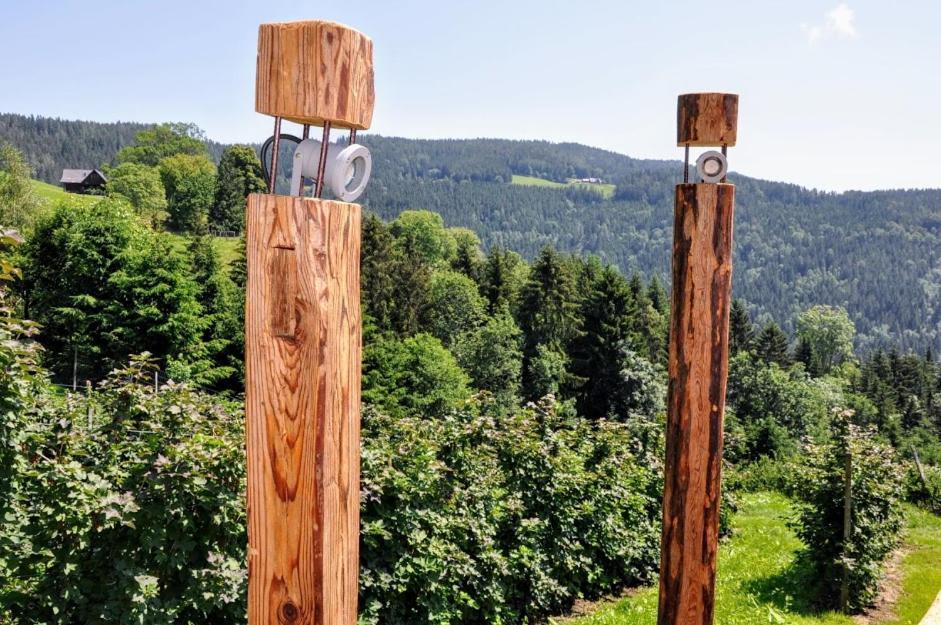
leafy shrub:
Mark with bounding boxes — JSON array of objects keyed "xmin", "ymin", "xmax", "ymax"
[
  {"xmin": 0, "ymin": 233, "xmax": 45, "ymax": 623},
  {"xmin": 790, "ymin": 410, "xmax": 904, "ymax": 612},
  {"xmin": 2, "ymin": 356, "xmax": 246, "ymax": 624},
  {"xmin": 359, "ymin": 398, "xmax": 662, "ymax": 624},
  {"xmin": 726, "ymin": 353, "xmax": 831, "ymax": 461},
  {"xmin": 905, "ymin": 463, "xmax": 941, "ymax": 514},
  {"xmin": 725, "ymin": 455, "xmax": 798, "ymax": 496},
  {"xmin": 363, "ymin": 333, "xmax": 471, "ymax": 418},
  {"xmin": 3, "ymin": 364, "xmax": 667, "ymax": 625}
]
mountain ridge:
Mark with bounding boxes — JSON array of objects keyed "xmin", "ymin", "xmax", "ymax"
[{"xmin": 2, "ymin": 112, "xmax": 939, "ymax": 354}]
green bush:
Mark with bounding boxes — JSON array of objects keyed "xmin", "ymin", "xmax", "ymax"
[
  {"xmin": 0, "ymin": 233, "xmax": 45, "ymax": 624},
  {"xmin": 790, "ymin": 410, "xmax": 904, "ymax": 612},
  {"xmin": 725, "ymin": 455, "xmax": 798, "ymax": 496},
  {"xmin": 2, "ymin": 356, "xmax": 246, "ymax": 623},
  {"xmin": 725, "ymin": 353, "xmax": 831, "ymax": 461},
  {"xmin": 359, "ymin": 398, "xmax": 662, "ymax": 624},
  {"xmin": 905, "ymin": 463, "xmax": 941, "ymax": 514},
  {"xmin": 3, "ymin": 366, "xmax": 666, "ymax": 625}
]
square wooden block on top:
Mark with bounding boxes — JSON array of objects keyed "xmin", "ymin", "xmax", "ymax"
[
  {"xmin": 677, "ymin": 93, "xmax": 738, "ymax": 147},
  {"xmin": 256, "ymin": 20, "xmax": 375, "ymax": 130}
]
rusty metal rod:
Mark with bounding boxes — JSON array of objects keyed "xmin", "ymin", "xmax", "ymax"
[
  {"xmin": 315, "ymin": 122, "xmax": 332, "ymax": 198},
  {"xmin": 684, "ymin": 143, "xmax": 689, "ymax": 184},
  {"xmin": 349, "ymin": 129, "xmax": 357, "ymax": 145}
]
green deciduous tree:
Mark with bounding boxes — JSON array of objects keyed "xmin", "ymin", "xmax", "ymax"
[
  {"xmin": 454, "ymin": 308, "xmax": 523, "ymax": 410},
  {"xmin": 390, "ymin": 210, "xmax": 457, "ymax": 266},
  {"xmin": 0, "ymin": 142, "xmax": 42, "ymax": 230},
  {"xmin": 423, "ymin": 269, "xmax": 487, "ymax": 346},
  {"xmin": 116, "ymin": 122, "xmax": 209, "ymax": 167},
  {"xmin": 797, "ymin": 305, "xmax": 856, "ymax": 376},
  {"xmin": 158, "ymin": 154, "xmax": 216, "ymax": 232},
  {"xmin": 21, "ymin": 198, "xmax": 205, "ymax": 382},
  {"xmin": 104, "ymin": 162, "xmax": 167, "ymax": 226},
  {"xmin": 527, "ymin": 343, "xmax": 567, "ymax": 399},
  {"xmin": 363, "ymin": 333, "xmax": 470, "ymax": 418},
  {"xmin": 211, "ymin": 145, "xmax": 266, "ymax": 233},
  {"xmin": 727, "ymin": 352, "xmax": 830, "ymax": 459}
]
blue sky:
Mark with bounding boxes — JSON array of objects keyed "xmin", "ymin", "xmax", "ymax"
[{"xmin": 1, "ymin": 0, "xmax": 938, "ymax": 191}]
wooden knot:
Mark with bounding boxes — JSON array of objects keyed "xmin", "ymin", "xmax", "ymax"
[{"xmin": 279, "ymin": 600, "xmax": 300, "ymax": 624}]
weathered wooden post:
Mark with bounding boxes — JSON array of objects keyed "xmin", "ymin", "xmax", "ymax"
[
  {"xmin": 245, "ymin": 20, "xmax": 374, "ymax": 625},
  {"xmin": 657, "ymin": 93, "xmax": 738, "ymax": 625}
]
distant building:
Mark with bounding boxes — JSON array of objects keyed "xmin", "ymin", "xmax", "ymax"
[
  {"xmin": 60, "ymin": 169, "xmax": 107, "ymax": 194},
  {"xmin": 576, "ymin": 177, "xmax": 603, "ymax": 184}
]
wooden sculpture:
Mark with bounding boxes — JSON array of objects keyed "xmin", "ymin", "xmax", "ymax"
[
  {"xmin": 245, "ymin": 20, "xmax": 374, "ymax": 625},
  {"xmin": 657, "ymin": 93, "xmax": 739, "ymax": 625}
]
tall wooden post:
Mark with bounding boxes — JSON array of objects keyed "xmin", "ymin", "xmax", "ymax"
[
  {"xmin": 245, "ymin": 21, "xmax": 374, "ymax": 625},
  {"xmin": 657, "ymin": 93, "xmax": 738, "ymax": 625}
]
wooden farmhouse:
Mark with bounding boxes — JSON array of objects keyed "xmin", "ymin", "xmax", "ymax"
[{"xmin": 59, "ymin": 168, "xmax": 107, "ymax": 194}]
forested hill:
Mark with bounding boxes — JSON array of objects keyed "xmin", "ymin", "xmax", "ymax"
[
  {"xmin": 0, "ymin": 114, "xmax": 227, "ymax": 182},
  {"xmin": 3, "ymin": 112, "xmax": 941, "ymax": 353}
]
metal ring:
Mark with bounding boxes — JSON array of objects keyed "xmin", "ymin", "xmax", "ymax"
[{"xmin": 695, "ymin": 150, "xmax": 728, "ymax": 184}]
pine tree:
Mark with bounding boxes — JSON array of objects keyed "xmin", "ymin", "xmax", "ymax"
[
  {"xmin": 518, "ymin": 246, "xmax": 581, "ymax": 352},
  {"xmin": 755, "ymin": 322, "xmax": 791, "ymax": 367},
  {"xmin": 182, "ymin": 235, "xmax": 241, "ymax": 388},
  {"xmin": 361, "ymin": 214, "xmax": 397, "ymax": 335},
  {"xmin": 729, "ymin": 299, "xmax": 755, "ymax": 355},
  {"xmin": 211, "ymin": 145, "xmax": 266, "ymax": 233},
  {"xmin": 518, "ymin": 246, "xmax": 581, "ymax": 398},
  {"xmin": 481, "ymin": 246, "xmax": 526, "ymax": 314},
  {"xmin": 569, "ymin": 266, "xmax": 637, "ymax": 418},
  {"xmin": 450, "ymin": 227, "xmax": 484, "ymax": 284},
  {"xmin": 647, "ymin": 275, "xmax": 669, "ymax": 316}
]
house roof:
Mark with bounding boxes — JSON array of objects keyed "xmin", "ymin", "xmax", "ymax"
[{"xmin": 60, "ymin": 168, "xmax": 107, "ymax": 184}]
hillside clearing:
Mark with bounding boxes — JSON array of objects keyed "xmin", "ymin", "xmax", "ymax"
[
  {"xmin": 560, "ymin": 492, "xmax": 941, "ymax": 625},
  {"xmin": 511, "ymin": 174, "xmax": 616, "ymax": 198},
  {"xmin": 30, "ymin": 178, "xmax": 100, "ymax": 206}
]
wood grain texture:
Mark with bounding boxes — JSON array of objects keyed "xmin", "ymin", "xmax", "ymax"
[
  {"xmin": 676, "ymin": 93, "xmax": 738, "ymax": 147},
  {"xmin": 245, "ymin": 193, "xmax": 362, "ymax": 625},
  {"xmin": 256, "ymin": 20, "xmax": 375, "ymax": 130},
  {"xmin": 657, "ymin": 183, "xmax": 735, "ymax": 625}
]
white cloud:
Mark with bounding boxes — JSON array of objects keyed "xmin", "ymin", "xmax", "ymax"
[
  {"xmin": 826, "ymin": 3, "xmax": 858, "ymax": 38},
  {"xmin": 801, "ymin": 3, "xmax": 859, "ymax": 44}
]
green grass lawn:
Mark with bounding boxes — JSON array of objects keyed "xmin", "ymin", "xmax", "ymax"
[
  {"xmin": 166, "ymin": 232, "xmax": 241, "ymax": 268},
  {"xmin": 512, "ymin": 174, "xmax": 569, "ymax": 189},
  {"xmin": 511, "ymin": 174, "xmax": 616, "ymax": 198},
  {"xmin": 30, "ymin": 179, "xmax": 100, "ymax": 206},
  {"xmin": 562, "ymin": 492, "xmax": 941, "ymax": 625},
  {"xmin": 884, "ymin": 505, "xmax": 941, "ymax": 625}
]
